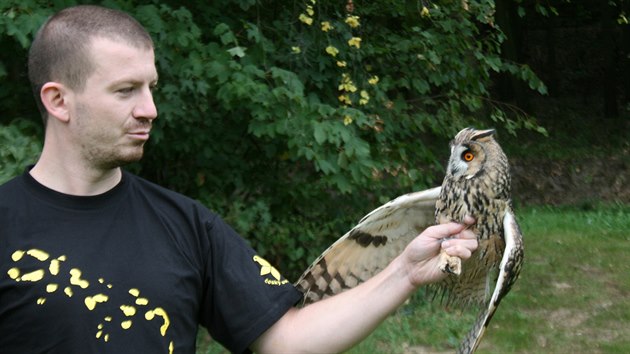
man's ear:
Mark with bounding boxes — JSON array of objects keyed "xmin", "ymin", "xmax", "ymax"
[{"xmin": 40, "ymin": 82, "xmax": 71, "ymax": 123}]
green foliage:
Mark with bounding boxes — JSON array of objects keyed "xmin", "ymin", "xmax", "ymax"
[
  {"xmin": 0, "ymin": 0, "xmax": 549, "ymax": 278},
  {"xmin": 0, "ymin": 1, "xmax": 51, "ymax": 123},
  {"xmin": 0, "ymin": 119, "xmax": 42, "ymax": 184}
]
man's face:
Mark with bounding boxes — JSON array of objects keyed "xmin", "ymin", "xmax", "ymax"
[{"xmin": 68, "ymin": 37, "xmax": 158, "ymax": 169}]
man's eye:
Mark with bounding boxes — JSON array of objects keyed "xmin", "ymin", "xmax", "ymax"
[{"xmin": 117, "ymin": 87, "xmax": 134, "ymax": 95}]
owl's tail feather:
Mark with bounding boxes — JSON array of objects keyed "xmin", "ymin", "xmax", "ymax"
[{"xmin": 457, "ymin": 306, "xmax": 494, "ymax": 354}]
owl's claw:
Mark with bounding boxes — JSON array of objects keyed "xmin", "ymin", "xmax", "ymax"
[{"xmin": 438, "ymin": 251, "xmax": 461, "ymax": 275}]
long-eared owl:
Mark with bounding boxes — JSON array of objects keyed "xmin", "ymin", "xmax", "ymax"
[{"xmin": 296, "ymin": 127, "xmax": 524, "ymax": 353}]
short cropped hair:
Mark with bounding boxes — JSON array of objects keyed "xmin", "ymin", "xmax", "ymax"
[{"xmin": 28, "ymin": 5, "xmax": 154, "ymax": 122}]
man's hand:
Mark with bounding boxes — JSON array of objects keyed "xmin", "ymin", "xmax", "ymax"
[{"xmin": 403, "ymin": 217, "xmax": 478, "ymax": 287}]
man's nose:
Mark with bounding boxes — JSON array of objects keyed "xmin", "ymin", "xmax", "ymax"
[{"xmin": 133, "ymin": 87, "xmax": 158, "ymax": 120}]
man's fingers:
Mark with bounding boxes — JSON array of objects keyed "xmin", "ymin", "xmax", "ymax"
[
  {"xmin": 462, "ymin": 215, "xmax": 476, "ymax": 226},
  {"xmin": 426, "ymin": 222, "xmax": 466, "ymax": 240},
  {"xmin": 442, "ymin": 245, "xmax": 473, "ymax": 259},
  {"xmin": 442, "ymin": 235, "xmax": 478, "ymax": 258},
  {"xmin": 441, "ymin": 227, "xmax": 478, "ymax": 261},
  {"xmin": 442, "ymin": 234, "xmax": 477, "ymax": 247},
  {"xmin": 426, "ymin": 216, "xmax": 476, "ymax": 241},
  {"xmin": 457, "ymin": 229, "xmax": 477, "ymax": 240}
]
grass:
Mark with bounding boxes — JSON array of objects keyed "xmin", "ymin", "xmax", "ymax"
[
  {"xmin": 196, "ymin": 204, "xmax": 630, "ymax": 353},
  {"xmin": 478, "ymin": 204, "xmax": 630, "ymax": 354}
]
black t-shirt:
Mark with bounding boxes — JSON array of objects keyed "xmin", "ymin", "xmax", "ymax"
[{"xmin": 0, "ymin": 170, "xmax": 302, "ymax": 353}]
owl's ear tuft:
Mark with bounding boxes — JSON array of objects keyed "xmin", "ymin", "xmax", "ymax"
[{"xmin": 471, "ymin": 129, "xmax": 495, "ymax": 141}]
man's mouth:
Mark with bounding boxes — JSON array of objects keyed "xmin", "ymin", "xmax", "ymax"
[{"xmin": 127, "ymin": 130, "xmax": 151, "ymax": 140}]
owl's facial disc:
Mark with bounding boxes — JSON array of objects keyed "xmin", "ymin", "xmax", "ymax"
[{"xmin": 448, "ymin": 145, "xmax": 472, "ymax": 178}]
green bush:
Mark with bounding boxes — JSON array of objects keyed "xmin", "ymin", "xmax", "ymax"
[
  {"xmin": 0, "ymin": 0, "xmax": 547, "ymax": 279},
  {"xmin": 0, "ymin": 119, "xmax": 41, "ymax": 184}
]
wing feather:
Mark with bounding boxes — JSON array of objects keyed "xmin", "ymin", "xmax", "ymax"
[
  {"xmin": 458, "ymin": 209, "xmax": 524, "ymax": 353},
  {"xmin": 296, "ymin": 187, "xmax": 441, "ymax": 305}
]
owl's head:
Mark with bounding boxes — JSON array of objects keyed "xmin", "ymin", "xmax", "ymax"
[{"xmin": 446, "ymin": 127, "xmax": 507, "ymax": 180}]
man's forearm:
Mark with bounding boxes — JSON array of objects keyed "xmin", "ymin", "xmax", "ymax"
[{"xmin": 252, "ymin": 254, "xmax": 415, "ymax": 353}]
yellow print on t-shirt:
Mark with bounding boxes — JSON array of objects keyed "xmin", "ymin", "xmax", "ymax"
[
  {"xmin": 253, "ymin": 255, "xmax": 289, "ymax": 286},
  {"xmin": 7, "ymin": 248, "xmax": 174, "ymax": 354}
]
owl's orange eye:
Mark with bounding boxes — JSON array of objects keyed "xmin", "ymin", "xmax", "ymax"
[{"xmin": 462, "ymin": 151, "xmax": 474, "ymax": 162}]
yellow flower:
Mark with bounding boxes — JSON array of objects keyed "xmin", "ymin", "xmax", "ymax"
[
  {"xmin": 338, "ymin": 73, "xmax": 357, "ymax": 92},
  {"xmin": 341, "ymin": 82, "xmax": 357, "ymax": 92},
  {"xmin": 368, "ymin": 75, "xmax": 379, "ymax": 85},
  {"xmin": 306, "ymin": 5, "xmax": 314, "ymax": 16},
  {"xmin": 421, "ymin": 6, "xmax": 430, "ymax": 18},
  {"xmin": 345, "ymin": 15, "xmax": 360, "ymax": 28},
  {"xmin": 338, "ymin": 94, "xmax": 352, "ymax": 105},
  {"xmin": 291, "ymin": 46, "xmax": 301, "ymax": 54},
  {"xmin": 343, "ymin": 115, "xmax": 353, "ymax": 125},
  {"xmin": 321, "ymin": 21, "xmax": 334, "ymax": 32},
  {"xmin": 359, "ymin": 90, "xmax": 370, "ymax": 105},
  {"xmin": 299, "ymin": 14, "xmax": 313, "ymax": 25},
  {"xmin": 348, "ymin": 37, "xmax": 362, "ymax": 48},
  {"xmin": 325, "ymin": 46, "xmax": 339, "ymax": 57},
  {"xmin": 336, "ymin": 61, "xmax": 347, "ymax": 67}
]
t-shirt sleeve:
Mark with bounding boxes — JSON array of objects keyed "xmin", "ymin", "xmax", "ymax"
[{"xmin": 198, "ymin": 214, "xmax": 303, "ymax": 353}]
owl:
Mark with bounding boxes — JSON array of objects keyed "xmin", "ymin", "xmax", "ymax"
[{"xmin": 296, "ymin": 127, "xmax": 524, "ymax": 353}]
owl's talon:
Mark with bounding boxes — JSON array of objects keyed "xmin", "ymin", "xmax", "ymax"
[{"xmin": 438, "ymin": 251, "xmax": 461, "ymax": 275}]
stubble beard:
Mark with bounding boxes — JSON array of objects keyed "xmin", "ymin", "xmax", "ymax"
[
  {"xmin": 94, "ymin": 128, "xmax": 150, "ymax": 170},
  {"xmin": 75, "ymin": 104, "xmax": 148, "ymax": 171},
  {"xmin": 99, "ymin": 145, "xmax": 145, "ymax": 170}
]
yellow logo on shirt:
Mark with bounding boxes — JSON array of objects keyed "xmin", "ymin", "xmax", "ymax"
[
  {"xmin": 253, "ymin": 255, "xmax": 288, "ymax": 286},
  {"xmin": 7, "ymin": 248, "xmax": 174, "ymax": 353}
]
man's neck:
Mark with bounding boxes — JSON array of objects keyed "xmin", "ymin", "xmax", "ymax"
[{"xmin": 29, "ymin": 160, "xmax": 123, "ymax": 196}]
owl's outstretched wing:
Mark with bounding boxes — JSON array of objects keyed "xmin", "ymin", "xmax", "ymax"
[
  {"xmin": 296, "ymin": 187, "xmax": 441, "ymax": 305},
  {"xmin": 458, "ymin": 209, "xmax": 524, "ymax": 354}
]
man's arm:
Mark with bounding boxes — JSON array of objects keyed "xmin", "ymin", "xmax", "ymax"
[{"xmin": 251, "ymin": 220, "xmax": 477, "ymax": 353}]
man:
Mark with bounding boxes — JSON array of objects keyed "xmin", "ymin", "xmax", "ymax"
[{"xmin": 0, "ymin": 5, "xmax": 477, "ymax": 353}]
